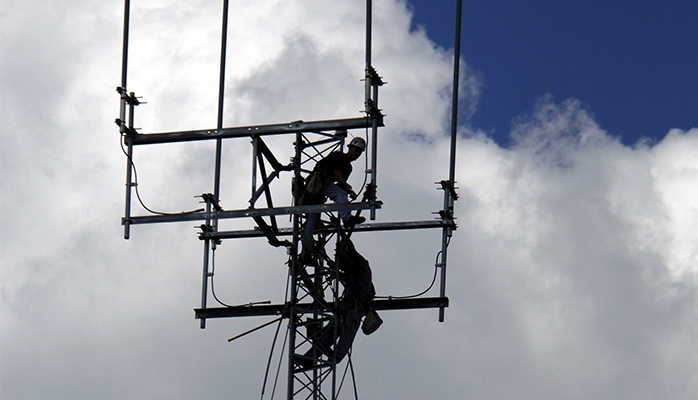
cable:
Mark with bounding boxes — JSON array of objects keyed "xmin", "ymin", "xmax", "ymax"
[
  {"xmin": 120, "ymin": 134, "xmax": 204, "ymax": 216},
  {"xmin": 375, "ymin": 237, "xmax": 451, "ymax": 300},
  {"xmin": 209, "ymin": 247, "xmax": 236, "ymax": 308},
  {"xmin": 261, "ymin": 255, "xmax": 293, "ymax": 400},
  {"xmin": 337, "ymin": 348, "xmax": 360, "ymax": 400},
  {"xmin": 346, "ymin": 128, "xmax": 370, "ymax": 199},
  {"xmin": 260, "ymin": 317, "xmax": 285, "ymax": 400},
  {"xmin": 269, "ymin": 324, "xmax": 289, "ymax": 400},
  {"xmin": 210, "ymin": 247, "xmax": 274, "ymax": 308},
  {"xmin": 349, "ymin": 350, "xmax": 359, "ymax": 400}
]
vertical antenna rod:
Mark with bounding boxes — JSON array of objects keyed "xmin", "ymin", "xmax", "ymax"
[
  {"xmin": 121, "ymin": 0, "xmax": 132, "ymax": 239},
  {"xmin": 214, "ymin": 0, "xmax": 229, "ymax": 203},
  {"xmin": 365, "ymin": 0, "xmax": 380, "ymax": 220},
  {"xmin": 120, "ymin": 0, "xmax": 130, "ymax": 89},
  {"xmin": 449, "ymin": 0, "xmax": 463, "ymax": 184},
  {"xmin": 365, "ymin": 0, "xmax": 372, "ymax": 67},
  {"xmin": 201, "ymin": 0, "xmax": 231, "ymax": 329},
  {"xmin": 439, "ymin": 0, "xmax": 463, "ymax": 322}
]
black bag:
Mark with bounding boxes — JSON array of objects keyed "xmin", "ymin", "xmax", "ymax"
[
  {"xmin": 298, "ymin": 170, "xmax": 326, "ymax": 205},
  {"xmin": 361, "ymin": 308, "xmax": 383, "ymax": 335},
  {"xmin": 306, "ymin": 170, "xmax": 323, "ymax": 194}
]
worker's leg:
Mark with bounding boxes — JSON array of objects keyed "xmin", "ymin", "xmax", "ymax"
[
  {"xmin": 345, "ymin": 254, "xmax": 375, "ymax": 304},
  {"xmin": 322, "ymin": 183, "xmax": 350, "ymax": 222},
  {"xmin": 333, "ymin": 301, "xmax": 362, "ymax": 362},
  {"xmin": 302, "ymin": 212, "xmax": 320, "ymax": 253}
]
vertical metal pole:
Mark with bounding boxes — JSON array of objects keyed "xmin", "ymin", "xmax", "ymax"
[
  {"xmin": 288, "ymin": 132, "xmax": 303, "ymax": 400},
  {"xmin": 251, "ymin": 136, "xmax": 258, "ymax": 207},
  {"xmin": 123, "ymin": 94, "xmax": 137, "ymax": 239},
  {"xmin": 123, "ymin": 133, "xmax": 133, "ymax": 240},
  {"xmin": 365, "ymin": 0, "xmax": 379, "ymax": 220},
  {"xmin": 449, "ymin": 0, "xmax": 463, "ymax": 185},
  {"xmin": 201, "ymin": 0, "xmax": 230, "ymax": 330},
  {"xmin": 120, "ymin": 0, "xmax": 132, "ymax": 240},
  {"xmin": 364, "ymin": 0, "xmax": 372, "ymax": 125},
  {"xmin": 200, "ymin": 199, "xmax": 212, "ymax": 329},
  {"xmin": 120, "ymin": 0, "xmax": 130, "ymax": 91},
  {"xmin": 370, "ymin": 84, "xmax": 379, "ymax": 220},
  {"xmin": 365, "ymin": 0, "xmax": 372, "ymax": 67},
  {"xmin": 439, "ymin": 0, "xmax": 463, "ymax": 322},
  {"xmin": 438, "ymin": 195, "xmax": 453, "ymax": 323},
  {"xmin": 213, "ymin": 0, "xmax": 229, "ymax": 214}
]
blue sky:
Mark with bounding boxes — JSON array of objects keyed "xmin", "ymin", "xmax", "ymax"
[{"xmin": 409, "ymin": 0, "xmax": 698, "ymax": 146}]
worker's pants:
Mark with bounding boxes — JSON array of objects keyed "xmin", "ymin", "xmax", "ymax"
[
  {"xmin": 302, "ymin": 182, "xmax": 350, "ymax": 252},
  {"xmin": 322, "ymin": 182, "xmax": 351, "ymax": 221},
  {"xmin": 319, "ymin": 299, "xmax": 363, "ymax": 363}
]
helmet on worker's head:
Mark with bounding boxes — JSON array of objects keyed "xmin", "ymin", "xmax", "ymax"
[{"xmin": 348, "ymin": 137, "xmax": 366, "ymax": 152}]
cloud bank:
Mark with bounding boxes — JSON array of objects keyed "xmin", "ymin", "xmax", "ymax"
[{"xmin": 2, "ymin": 1, "xmax": 697, "ymax": 399}]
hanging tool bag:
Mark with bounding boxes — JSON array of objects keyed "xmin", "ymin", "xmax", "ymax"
[
  {"xmin": 298, "ymin": 169, "xmax": 326, "ymax": 205},
  {"xmin": 361, "ymin": 307, "xmax": 383, "ymax": 335}
]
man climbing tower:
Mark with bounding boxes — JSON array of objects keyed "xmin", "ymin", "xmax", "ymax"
[
  {"xmin": 301, "ymin": 136, "xmax": 367, "ymax": 256},
  {"xmin": 297, "ymin": 238, "xmax": 377, "ymax": 366}
]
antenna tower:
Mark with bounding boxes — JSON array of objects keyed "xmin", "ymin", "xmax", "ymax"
[{"xmin": 116, "ymin": 1, "xmax": 463, "ymax": 398}]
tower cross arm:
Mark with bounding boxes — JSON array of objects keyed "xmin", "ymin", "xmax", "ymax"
[{"xmin": 130, "ymin": 116, "xmax": 384, "ymax": 145}]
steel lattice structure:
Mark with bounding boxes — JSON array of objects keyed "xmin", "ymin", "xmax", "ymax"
[{"xmin": 117, "ymin": 1, "xmax": 463, "ymax": 398}]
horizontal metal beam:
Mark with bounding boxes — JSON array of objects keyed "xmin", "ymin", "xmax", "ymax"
[
  {"xmin": 196, "ymin": 303, "xmax": 283, "ymax": 319},
  {"xmin": 123, "ymin": 201, "xmax": 382, "ymax": 226},
  {"xmin": 130, "ymin": 116, "xmax": 383, "ymax": 145},
  {"xmin": 194, "ymin": 297, "xmax": 449, "ymax": 319},
  {"xmin": 372, "ymin": 296, "xmax": 449, "ymax": 311},
  {"xmin": 200, "ymin": 219, "xmax": 456, "ymax": 240}
]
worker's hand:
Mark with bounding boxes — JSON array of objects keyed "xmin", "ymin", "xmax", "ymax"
[{"xmin": 349, "ymin": 190, "xmax": 358, "ymax": 200}]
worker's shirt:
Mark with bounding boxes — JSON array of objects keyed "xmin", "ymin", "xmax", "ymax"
[{"xmin": 316, "ymin": 151, "xmax": 352, "ymax": 182}]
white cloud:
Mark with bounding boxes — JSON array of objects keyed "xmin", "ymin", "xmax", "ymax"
[{"xmin": 2, "ymin": 1, "xmax": 698, "ymax": 399}]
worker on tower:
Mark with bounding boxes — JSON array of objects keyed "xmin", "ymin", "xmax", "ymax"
[
  {"xmin": 299, "ymin": 238, "xmax": 377, "ymax": 365},
  {"xmin": 301, "ymin": 136, "xmax": 367, "ymax": 259}
]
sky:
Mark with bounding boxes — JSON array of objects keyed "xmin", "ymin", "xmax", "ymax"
[
  {"xmin": 1, "ymin": 1, "xmax": 698, "ymax": 399},
  {"xmin": 409, "ymin": 0, "xmax": 698, "ymax": 147}
]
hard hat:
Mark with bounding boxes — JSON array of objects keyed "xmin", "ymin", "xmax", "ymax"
[{"xmin": 348, "ymin": 137, "xmax": 366, "ymax": 151}]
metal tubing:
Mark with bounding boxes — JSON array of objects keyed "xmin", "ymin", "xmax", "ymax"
[
  {"xmin": 124, "ymin": 201, "xmax": 381, "ymax": 225},
  {"xmin": 130, "ymin": 117, "xmax": 382, "ymax": 145},
  {"xmin": 370, "ymin": 103, "xmax": 378, "ymax": 221},
  {"xmin": 251, "ymin": 136, "xmax": 258, "ymax": 206},
  {"xmin": 213, "ymin": 0, "xmax": 229, "ymax": 236},
  {"xmin": 287, "ymin": 132, "xmax": 303, "ymax": 400},
  {"xmin": 120, "ymin": 0, "xmax": 132, "ymax": 239},
  {"xmin": 214, "ymin": 0, "xmax": 229, "ymax": 195},
  {"xmin": 449, "ymin": 0, "xmax": 463, "ymax": 184},
  {"xmin": 365, "ymin": 0, "xmax": 379, "ymax": 221},
  {"xmin": 120, "ymin": 0, "xmax": 130, "ymax": 89},
  {"xmin": 201, "ymin": 219, "xmax": 454, "ymax": 240},
  {"xmin": 194, "ymin": 297, "xmax": 449, "ymax": 319},
  {"xmin": 227, "ymin": 316, "xmax": 282, "ymax": 342},
  {"xmin": 123, "ymin": 134, "xmax": 133, "ymax": 240},
  {"xmin": 200, "ymin": 197, "xmax": 213, "ymax": 329},
  {"xmin": 438, "ymin": 209, "xmax": 450, "ymax": 323},
  {"xmin": 365, "ymin": 0, "xmax": 372, "ymax": 68},
  {"xmin": 123, "ymin": 93, "xmax": 137, "ymax": 239},
  {"xmin": 439, "ymin": 0, "xmax": 464, "ymax": 322}
]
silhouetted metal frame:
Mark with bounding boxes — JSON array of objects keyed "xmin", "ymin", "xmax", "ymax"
[{"xmin": 117, "ymin": 0, "xmax": 463, "ymax": 398}]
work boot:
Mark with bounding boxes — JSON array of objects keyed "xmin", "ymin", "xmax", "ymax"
[
  {"xmin": 299, "ymin": 249, "xmax": 315, "ymax": 265},
  {"xmin": 343, "ymin": 215, "xmax": 365, "ymax": 228}
]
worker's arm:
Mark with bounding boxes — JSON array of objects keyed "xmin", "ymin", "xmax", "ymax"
[{"xmin": 334, "ymin": 170, "xmax": 357, "ymax": 200}]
